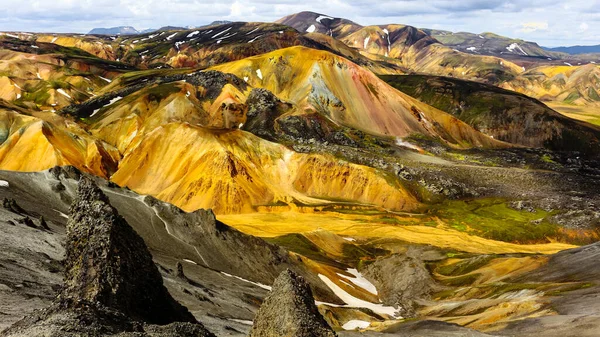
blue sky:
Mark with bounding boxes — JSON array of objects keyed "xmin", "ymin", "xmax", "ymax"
[{"xmin": 1, "ymin": 0, "xmax": 599, "ymax": 46}]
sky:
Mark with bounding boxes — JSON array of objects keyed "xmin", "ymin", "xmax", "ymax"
[{"xmin": 1, "ymin": 0, "xmax": 599, "ymax": 47}]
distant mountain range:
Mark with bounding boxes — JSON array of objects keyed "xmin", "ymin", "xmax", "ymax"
[
  {"xmin": 88, "ymin": 26, "xmax": 142, "ymax": 35},
  {"xmin": 543, "ymin": 45, "xmax": 600, "ymax": 55},
  {"xmin": 87, "ymin": 21, "xmax": 233, "ymax": 35}
]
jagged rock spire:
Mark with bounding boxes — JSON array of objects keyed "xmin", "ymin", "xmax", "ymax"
[
  {"xmin": 249, "ymin": 269, "xmax": 337, "ymax": 337},
  {"xmin": 61, "ymin": 176, "xmax": 196, "ymax": 324}
]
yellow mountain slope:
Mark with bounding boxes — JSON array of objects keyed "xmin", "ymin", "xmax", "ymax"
[
  {"xmin": 110, "ymin": 123, "xmax": 418, "ymax": 214},
  {"xmin": 0, "ymin": 105, "xmax": 120, "ymax": 177},
  {"xmin": 210, "ymin": 46, "xmax": 504, "ymax": 148}
]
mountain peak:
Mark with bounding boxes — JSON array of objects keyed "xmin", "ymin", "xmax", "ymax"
[{"xmin": 88, "ymin": 26, "xmax": 140, "ymax": 35}]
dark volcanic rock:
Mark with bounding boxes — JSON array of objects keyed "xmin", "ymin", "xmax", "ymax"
[
  {"xmin": 1, "ymin": 177, "xmax": 215, "ymax": 337},
  {"xmin": 19, "ymin": 216, "xmax": 37, "ymax": 229},
  {"xmin": 249, "ymin": 269, "xmax": 337, "ymax": 337},
  {"xmin": 61, "ymin": 177, "xmax": 195, "ymax": 324},
  {"xmin": 243, "ymin": 88, "xmax": 285, "ymax": 140},
  {"xmin": 176, "ymin": 261, "xmax": 186, "ymax": 280},
  {"xmin": 3, "ymin": 198, "xmax": 26, "ymax": 214},
  {"xmin": 39, "ymin": 216, "xmax": 50, "ymax": 230}
]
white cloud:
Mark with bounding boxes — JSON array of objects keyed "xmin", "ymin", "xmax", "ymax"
[
  {"xmin": 519, "ymin": 22, "xmax": 548, "ymax": 33},
  {"xmin": 0, "ymin": 0, "xmax": 598, "ymax": 46}
]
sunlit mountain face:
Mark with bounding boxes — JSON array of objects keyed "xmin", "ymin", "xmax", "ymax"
[{"xmin": 1, "ymin": 9, "xmax": 600, "ymax": 337}]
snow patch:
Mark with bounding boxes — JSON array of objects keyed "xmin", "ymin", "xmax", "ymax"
[
  {"xmin": 212, "ymin": 27, "xmax": 232, "ymax": 39},
  {"xmin": 246, "ymin": 27, "xmax": 260, "ymax": 35},
  {"xmin": 166, "ymin": 33, "xmax": 178, "ymax": 41},
  {"xmin": 306, "ymin": 25, "xmax": 316, "ymax": 33},
  {"xmin": 90, "ymin": 96, "xmax": 122, "ymax": 117},
  {"xmin": 506, "ymin": 43, "xmax": 528, "ymax": 55},
  {"xmin": 479, "ymin": 35, "xmax": 485, "ymax": 39},
  {"xmin": 36, "ymin": 72, "xmax": 42, "ymax": 79},
  {"xmin": 183, "ymin": 259, "xmax": 197, "ymax": 265},
  {"xmin": 466, "ymin": 46, "xmax": 477, "ymax": 51},
  {"xmin": 51, "ymin": 37, "xmax": 58, "ymax": 43},
  {"xmin": 221, "ymin": 272, "xmax": 272, "ymax": 290},
  {"xmin": 248, "ymin": 35, "xmax": 262, "ymax": 43},
  {"xmin": 342, "ymin": 320, "xmax": 370, "ymax": 330},
  {"xmin": 187, "ymin": 31, "xmax": 200, "ymax": 38},
  {"xmin": 337, "ymin": 269, "xmax": 378, "ymax": 295},
  {"xmin": 0, "ymin": 180, "xmax": 9, "ymax": 187},
  {"xmin": 256, "ymin": 69, "xmax": 263, "ymax": 80},
  {"xmin": 316, "ymin": 15, "xmax": 334, "ymax": 23},
  {"xmin": 30, "ymin": 45, "xmax": 39, "ymax": 49},
  {"xmin": 318, "ymin": 274, "xmax": 400, "ymax": 317},
  {"xmin": 243, "ymin": 76, "xmax": 249, "ymax": 82},
  {"xmin": 56, "ymin": 88, "xmax": 72, "ymax": 99},
  {"xmin": 99, "ymin": 76, "xmax": 112, "ymax": 83},
  {"xmin": 228, "ymin": 319, "xmax": 253, "ymax": 325},
  {"xmin": 564, "ymin": 62, "xmax": 573, "ymax": 67},
  {"xmin": 343, "ymin": 237, "xmax": 355, "ymax": 242},
  {"xmin": 54, "ymin": 209, "xmax": 68, "ymax": 219},
  {"xmin": 395, "ymin": 137, "xmax": 420, "ymax": 151},
  {"xmin": 363, "ymin": 36, "xmax": 370, "ymax": 49}
]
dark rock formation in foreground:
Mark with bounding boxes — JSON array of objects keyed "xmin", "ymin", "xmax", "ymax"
[
  {"xmin": 249, "ymin": 269, "xmax": 337, "ymax": 337},
  {"xmin": 1, "ymin": 177, "xmax": 215, "ymax": 337}
]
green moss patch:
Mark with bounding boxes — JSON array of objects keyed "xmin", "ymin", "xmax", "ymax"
[{"xmin": 431, "ymin": 198, "xmax": 559, "ymax": 243}]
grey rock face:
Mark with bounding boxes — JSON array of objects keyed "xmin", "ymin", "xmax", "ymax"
[
  {"xmin": 362, "ymin": 251, "xmax": 440, "ymax": 318},
  {"xmin": 249, "ymin": 269, "xmax": 337, "ymax": 337},
  {"xmin": 1, "ymin": 177, "xmax": 215, "ymax": 337}
]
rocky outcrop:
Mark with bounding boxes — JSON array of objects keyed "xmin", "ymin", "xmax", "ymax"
[
  {"xmin": 249, "ymin": 269, "xmax": 337, "ymax": 337},
  {"xmin": 361, "ymin": 249, "xmax": 442, "ymax": 317},
  {"xmin": 243, "ymin": 88, "xmax": 287, "ymax": 140},
  {"xmin": 61, "ymin": 177, "xmax": 195, "ymax": 324},
  {"xmin": 1, "ymin": 177, "xmax": 215, "ymax": 337}
]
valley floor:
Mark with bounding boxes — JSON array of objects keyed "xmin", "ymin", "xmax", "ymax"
[{"xmin": 218, "ymin": 211, "xmax": 575, "ymax": 255}]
